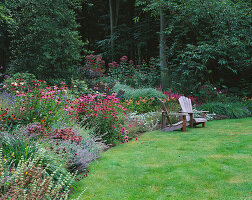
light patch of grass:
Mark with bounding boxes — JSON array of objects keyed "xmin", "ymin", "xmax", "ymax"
[{"xmin": 70, "ymin": 118, "xmax": 252, "ymax": 200}]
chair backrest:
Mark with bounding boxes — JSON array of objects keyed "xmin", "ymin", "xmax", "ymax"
[{"xmin": 178, "ymin": 96, "xmax": 193, "ymax": 121}]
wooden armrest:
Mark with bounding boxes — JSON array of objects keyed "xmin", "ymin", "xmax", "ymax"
[
  {"xmin": 194, "ymin": 111, "xmax": 209, "ymax": 113},
  {"xmin": 162, "ymin": 111, "xmax": 188, "ymax": 116},
  {"xmin": 168, "ymin": 113, "xmax": 188, "ymax": 116}
]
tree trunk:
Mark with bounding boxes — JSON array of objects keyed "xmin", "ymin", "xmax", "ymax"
[
  {"xmin": 160, "ymin": 8, "xmax": 169, "ymax": 89},
  {"xmin": 109, "ymin": 0, "xmax": 114, "ymax": 60},
  {"xmin": 115, "ymin": 0, "xmax": 120, "ymax": 26}
]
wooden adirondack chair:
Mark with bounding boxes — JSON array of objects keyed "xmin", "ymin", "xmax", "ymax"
[
  {"xmin": 178, "ymin": 96, "xmax": 208, "ymax": 128},
  {"xmin": 159, "ymin": 99, "xmax": 189, "ymax": 132}
]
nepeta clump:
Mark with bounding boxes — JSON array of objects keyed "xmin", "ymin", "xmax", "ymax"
[{"xmin": 48, "ymin": 128, "xmax": 105, "ymax": 173}]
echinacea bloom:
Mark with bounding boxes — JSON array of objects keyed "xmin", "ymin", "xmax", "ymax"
[
  {"xmin": 121, "ymin": 127, "xmax": 125, "ymax": 132},
  {"xmin": 49, "ymin": 110, "xmax": 53, "ymax": 114},
  {"xmin": 60, "ymin": 81, "xmax": 65, "ymax": 85},
  {"xmin": 20, "ymin": 107, "xmax": 26, "ymax": 112}
]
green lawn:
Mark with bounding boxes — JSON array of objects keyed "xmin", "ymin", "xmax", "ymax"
[{"xmin": 70, "ymin": 118, "xmax": 252, "ymax": 200}]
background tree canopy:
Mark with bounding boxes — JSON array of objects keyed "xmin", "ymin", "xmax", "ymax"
[
  {"xmin": 0, "ymin": 0, "xmax": 251, "ymax": 95},
  {"xmin": 5, "ymin": 0, "xmax": 84, "ymax": 84}
]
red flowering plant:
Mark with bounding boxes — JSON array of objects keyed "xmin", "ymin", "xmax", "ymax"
[
  {"xmin": 108, "ymin": 56, "xmax": 136, "ymax": 85},
  {"xmin": 159, "ymin": 87, "xmax": 199, "ymax": 105},
  {"xmin": 75, "ymin": 93, "xmax": 129, "ymax": 144}
]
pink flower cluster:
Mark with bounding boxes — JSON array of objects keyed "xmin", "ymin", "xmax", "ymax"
[
  {"xmin": 108, "ymin": 61, "xmax": 120, "ymax": 68},
  {"xmin": 120, "ymin": 56, "xmax": 128, "ymax": 62}
]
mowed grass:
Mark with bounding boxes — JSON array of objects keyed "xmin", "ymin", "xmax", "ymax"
[{"xmin": 70, "ymin": 118, "xmax": 252, "ymax": 200}]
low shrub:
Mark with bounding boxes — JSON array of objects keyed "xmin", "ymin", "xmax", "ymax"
[
  {"xmin": 243, "ymin": 96, "xmax": 252, "ymax": 114},
  {"xmin": 113, "ymin": 83, "xmax": 167, "ymax": 113},
  {"xmin": 70, "ymin": 79, "xmax": 94, "ymax": 96},
  {"xmin": 125, "ymin": 112, "xmax": 160, "ymax": 138}
]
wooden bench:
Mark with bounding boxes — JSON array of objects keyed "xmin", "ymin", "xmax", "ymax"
[{"xmin": 178, "ymin": 96, "xmax": 208, "ymax": 128}]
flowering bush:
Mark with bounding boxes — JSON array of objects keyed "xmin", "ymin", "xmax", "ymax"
[
  {"xmin": 79, "ymin": 54, "xmax": 105, "ymax": 79},
  {"xmin": 3, "ymin": 72, "xmax": 47, "ymax": 95},
  {"xmin": 76, "ymin": 93, "xmax": 129, "ymax": 144},
  {"xmin": 0, "ymin": 79, "xmax": 75, "ymax": 131}
]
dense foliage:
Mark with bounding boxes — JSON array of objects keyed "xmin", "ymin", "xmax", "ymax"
[{"xmin": 5, "ymin": 0, "xmax": 84, "ymax": 84}]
